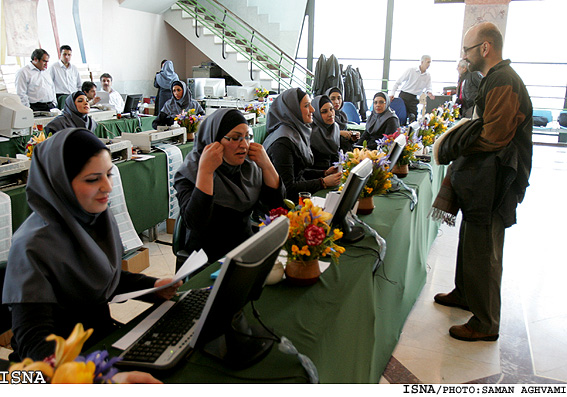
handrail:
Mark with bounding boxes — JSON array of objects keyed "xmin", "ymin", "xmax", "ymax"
[{"xmin": 176, "ymin": 0, "xmax": 313, "ymax": 93}]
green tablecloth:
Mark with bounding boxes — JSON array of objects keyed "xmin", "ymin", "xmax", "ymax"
[
  {"xmin": 0, "ymin": 117, "xmax": 157, "ymax": 157},
  {"xmin": 99, "ymin": 162, "xmax": 445, "ymax": 383},
  {"xmin": 6, "ymin": 142, "xmax": 193, "ymax": 234}
]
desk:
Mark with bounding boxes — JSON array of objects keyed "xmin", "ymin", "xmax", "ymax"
[
  {"xmin": 101, "ymin": 163, "xmax": 445, "ymax": 383},
  {"xmin": 0, "ymin": 117, "xmax": 157, "ymax": 157},
  {"xmin": 6, "ymin": 142, "xmax": 193, "ymax": 234}
]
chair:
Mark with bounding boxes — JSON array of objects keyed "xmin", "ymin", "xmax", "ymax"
[
  {"xmin": 533, "ymin": 109, "xmax": 553, "ymax": 129},
  {"xmin": 342, "ymin": 101, "xmax": 361, "ymax": 124},
  {"xmin": 57, "ymin": 94, "xmax": 68, "ymax": 110},
  {"xmin": 172, "ymin": 214, "xmax": 189, "ymax": 272},
  {"xmin": 390, "ymin": 98, "xmax": 407, "ymax": 125}
]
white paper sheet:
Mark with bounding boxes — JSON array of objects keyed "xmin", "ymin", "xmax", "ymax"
[
  {"xmin": 110, "ymin": 249, "xmax": 208, "ymax": 303},
  {"xmin": 154, "ymin": 143, "xmax": 183, "ymax": 219},
  {"xmin": 0, "ymin": 192, "xmax": 12, "ymax": 262}
]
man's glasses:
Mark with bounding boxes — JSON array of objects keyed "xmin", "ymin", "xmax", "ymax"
[
  {"xmin": 462, "ymin": 42, "xmax": 485, "ymax": 54},
  {"xmin": 223, "ymin": 134, "xmax": 252, "ymax": 143}
]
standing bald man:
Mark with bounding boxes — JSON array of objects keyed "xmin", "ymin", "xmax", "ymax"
[{"xmin": 433, "ymin": 22, "xmax": 533, "ymax": 342}]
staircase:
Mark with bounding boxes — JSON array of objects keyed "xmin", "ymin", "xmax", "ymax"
[{"xmin": 163, "ymin": 0, "xmax": 313, "ymax": 93}]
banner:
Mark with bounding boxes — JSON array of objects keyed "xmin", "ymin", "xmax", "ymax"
[{"xmin": 3, "ymin": 0, "xmax": 39, "ymax": 57}]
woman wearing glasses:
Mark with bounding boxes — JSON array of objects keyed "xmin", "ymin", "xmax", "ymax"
[
  {"xmin": 263, "ymin": 88, "xmax": 341, "ymax": 202},
  {"xmin": 174, "ymin": 108, "xmax": 284, "ymax": 262},
  {"xmin": 356, "ymin": 92, "xmax": 400, "ymax": 150}
]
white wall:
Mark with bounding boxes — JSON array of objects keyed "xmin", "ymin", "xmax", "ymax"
[{"xmin": 2, "ymin": 0, "xmax": 187, "ymax": 97}]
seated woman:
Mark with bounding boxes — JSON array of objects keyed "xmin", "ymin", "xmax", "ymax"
[
  {"xmin": 45, "ymin": 91, "xmax": 97, "ymax": 135},
  {"xmin": 356, "ymin": 92, "xmax": 399, "ymax": 150},
  {"xmin": 2, "ymin": 128, "xmax": 181, "ymax": 362},
  {"xmin": 325, "ymin": 86, "xmax": 359, "ymax": 152},
  {"xmin": 174, "ymin": 108, "xmax": 285, "ymax": 263},
  {"xmin": 310, "ymin": 95, "xmax": 340, "ymax": 170},
  {"xmin": 262, "ymin": 88, "xmax": 341, "ymax": 202},
  {"xmin": 152, "ymin": 80, "xmax": 205, "ymax": 129}
]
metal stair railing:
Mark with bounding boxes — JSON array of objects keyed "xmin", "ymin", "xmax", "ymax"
[{"xmin": 176, "ymin": 0, "xmax": 313, "ymax": 93}]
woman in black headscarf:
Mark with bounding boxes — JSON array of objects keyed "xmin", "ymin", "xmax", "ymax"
[
  {"xmin": 310, "ymin": 95, "xmax": 340, "ymax": 170},
  {"xmin": 153, "ymin": 60, "xmax": 179, "ymax": 116},
  {"xmin": 174, "ymin": 108, "xmax": 284, "ymax": 263},
  {"xmin": 152, "ymin": 80, "xmax": 205, "ymax": 129},
  {"xmin": 45, "ymin": 91, "xmax": 97, "ymax": 135},
  {"xmin": 263, "ymin": 88, "xmax": 341, "ymax": 202},
  {"xmin": 2, "ymin": 128, "xmax": 181, "ymax": 362},
  {"xmin": 356, "ymin": 92, "xmax": 399, "ymax": 150},
  {"xmin": 325, "ymin": 86, "xmax": 359, "ymax": 152}
]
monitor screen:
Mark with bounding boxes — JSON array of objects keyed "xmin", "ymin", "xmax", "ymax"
[
  {"xmin": 123, "ymin": 94, "xmax": 142, "ymax": 115},
  {"xmin": 190, "ymin": 216, "xmax": 290, "ymax": 367},
  {"xmin": 330, "ymin": 158, "xmax": 373, "ymax": 243},
  {"xmin": 386, "ymin": 133, "xmax": 406, "ymax": 169}
]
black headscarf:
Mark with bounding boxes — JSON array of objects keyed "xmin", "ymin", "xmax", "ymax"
[
  {"xmin": 325, "ymin": 86, "xmax": 348, "ymax": 130},
  {"xmin": 45, "ymin": 91, "xmax": 97, "ymax": 134},
  {"xmin": 160, "ymin": 80, "xmax": 204, "ymax": 117},
  {"xmin": 365, "ymin": 92, "xmax": 398, "ymax": 135},
  {"xmin": 263, "ymin": 88, "xmax": 314, "ymax": 165},
  {"xmin": 310, "ymin": 95, "xmax": 340, "ymax": 156},
  {"xmin": 174, "ymin": 108, "xmax": 262, "ymax": 212},
  {"xmin": 3, "ymin": 128, "xmax": 122, "ymax": 306}
]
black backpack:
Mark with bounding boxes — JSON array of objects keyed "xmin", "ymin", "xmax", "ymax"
[{"xmin": 558, "ymin": 112, "xmax": 567, "ymax": 128}]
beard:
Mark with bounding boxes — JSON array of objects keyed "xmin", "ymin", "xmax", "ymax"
[{"xmin": 467, "ymin": 57, "xmax": 485, "ymax": 73}]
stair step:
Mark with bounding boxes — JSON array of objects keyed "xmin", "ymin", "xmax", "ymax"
[
  {"xmin": 171, "ymin": 4, "xmax": 181, "ymax": 10},
  {"xmin": 181, "ymin": 10, "xmax": 192, "ymax": 19}
]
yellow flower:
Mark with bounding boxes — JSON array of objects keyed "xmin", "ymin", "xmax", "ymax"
[
  {"xmin": 51, "ymin": 361, "xmax": 96, "ymax": 384},
  {"xmin": 8, "ymin": 358, "xmax": 54, "ymax": 382},
  {"xmin": 333, "ymin": 229, "xmax": 343, "ymax": 240},
  {"xmin": 46, "ymin": 323, "xmax": 93, "ymax": 367},
  {"xmin": 291, "ymin": 245, "xmax": 300, "ymax": 254}
]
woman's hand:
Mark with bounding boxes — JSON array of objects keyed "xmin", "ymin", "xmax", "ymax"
[
  {"xmin": 324, "ymin": 166, "xmax": 339, "ymax": 176},
  {"xmin": 323, "ymin": 172, "xmax": 342, "ymax": 188},
  {"xmin": 247, "ymin": 142, "xmax": 271, "ymax": 169},
  {"xmin": 112, "ymin": 371, "xmax": 163, "ymax": 384},
  {"xmin": 199, "ymin": 142, "xmax": 224, "ymax": 175},
  {"xmin": 153, "ymin": 278, "xmax": 182, "ymax": 301}
]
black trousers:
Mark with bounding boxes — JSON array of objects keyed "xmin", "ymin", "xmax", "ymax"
[
  {"xmin": 400, "ymin": 91, "xmax": 419, "ymax": 123},
  {"xmin": 30, "ymin": 102, "xmax": 55, "ymax": 112}
]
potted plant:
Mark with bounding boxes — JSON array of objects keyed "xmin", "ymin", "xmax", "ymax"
[
  {"xmin": 254, "ymin": 87, "xmax": 269, "ymax": 102},
  {"xmin": 261, "ymin": 200, "xmax": 345, "ymax": 286},
  {"xmin": 174, "ymin": 108, "xmax": 204, "ymax": 141},
  {"xmin": 338, "ymin": 145, "xmax": 393, "ymax": 215},
  {"xmin": 379, "ymin": 129, "xmax": 421, "ymax": 178}
]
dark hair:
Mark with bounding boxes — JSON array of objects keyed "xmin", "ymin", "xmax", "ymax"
[
  {"xmin": 60, "ymin": 45, "xmax": 72, "ymax": 52},
  {"xmin": 161, "ymin": 59, "xmax": 168, "ymax": 68},
  {"xmin": 82, "ymin": 81, "xmax": 97, "ymax": 92},
  {"xmin": 63, "ymin": 129, "xmax": 109, "ymax": 182},
  {"xmin": 31, "ymin": 48, "xmax": 49, "ymax": 62},
  {"xmin": 477, "ymin": 24, "xmax": 503, "ymax": 52},
  {"xmin": 100, "ymin": 73, "xmax": 112, "ymax": 81}
]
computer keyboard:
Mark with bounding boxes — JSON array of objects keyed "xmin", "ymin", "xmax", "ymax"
[{"xmin": 117, "ymin": 288, "xmax": 211, "ymax": 370}]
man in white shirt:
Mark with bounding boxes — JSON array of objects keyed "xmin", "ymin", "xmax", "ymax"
[
  {"xmin": 48, "ymin": 45, "xmax": 82, "ymax": 100},
  {"xmin": 82, "ymin": 81, "xmax": 101, "ymax": 107},
  {"xmin": 15, "ymin": 49, "xmax": 57, "ymax": 111},
  {"xmin": 389, "ymin": 55, "xmax": 436, "ymax": 124},
  {"xmin": 100, "ymin": 73, "xmax": 124, "ymax": 113}
]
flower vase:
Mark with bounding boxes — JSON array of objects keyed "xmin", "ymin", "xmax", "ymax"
[
  {"xmin": 187, "ymin": 132, "xmax": 195, "ymax": 141},
  {"xmin": 392, "ymin": 163, "xmax": 409, "ymax": 178},
  {"xmin": 285, "ymin": 258, "xmax": 321, "ymax": 286},
  {"xmin": 357, "ymin": 196, "xmax": 375, "ymax": 215},
  {"xmin": 258, "ymin": 97, "xmax": 264, "ymax": 102}
]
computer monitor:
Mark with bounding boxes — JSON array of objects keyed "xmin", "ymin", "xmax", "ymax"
[
  {"xmin": 122, "ymin": 94, "xmax": 142, "ymax": 116},
  {"xmin": 386, "ymin": 133, "xmax": 406, "ymax": 170},
  {"xmin": 330, "ymin": 158, "xmax": 373, "ymax": 243},
  {"xmin": 190, "ymin": 216, "xmax": 290, "ymax": 368},
  {"xmin": 0, "ymin": 93, "xmax": 34, "ymax": 137},
  {"xmin": 203, "ymin": 78, "xmax": 225, "ymax": 98}
]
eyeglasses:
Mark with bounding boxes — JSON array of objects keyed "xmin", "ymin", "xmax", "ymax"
[
  {"xmin": 462, "ymin": 42, "xmax": 485, "ymax": 54},
  {"xmin": 223, "ymin": 134, "xmax": 252, "ymax": 143},
  {"xmin": 375, "ymin": 100, "xmax": 387, "ymax": 105}
]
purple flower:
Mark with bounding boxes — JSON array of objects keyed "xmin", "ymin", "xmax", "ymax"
[{"xmin": 76, "ymin": 350, "xmax": 121, "ymax": 383}]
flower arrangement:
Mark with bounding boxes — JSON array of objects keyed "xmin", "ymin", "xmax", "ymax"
[
  {"xmin": 175, "ymin": 108, "xmax": 204, "ymax": 133},
  {"xmin": 261, "ymin": 199, "xmax": 345, "ymax": 262},
  {"xmin": 378, "ymin": 129, "xmax": 421, "ymax": 166},
  {"xmin": 25, "ymin": 129, "xmax": 51, "ymax": 158},
  {"xmin": 244, "ymin": 102, "xmax": 266, "ymax": 117},
  {"xmin": 254, "ymin": 87, "xmax": 269, "ymax": 99},
  {"xmin": 339, "ymin": 146, "xmax": 392, "ymax": 198},
  {"xmin": 7, "ymin": 323, "xmax": 121, "ymax": 384},
  {"xmin": 417, "ymin": 102, "xmax": 460, "ymax": 147}
]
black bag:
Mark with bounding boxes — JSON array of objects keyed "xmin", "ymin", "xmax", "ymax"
[
  {"xmin": 558, "ymin": 112, "xmax": 567, "ymax": 128},
  {"xmin": 533, "ymin": 116, "xmax": 549, "ymax": 127}
]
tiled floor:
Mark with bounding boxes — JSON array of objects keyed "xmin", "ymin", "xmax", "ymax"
[{"xmin": 2, "ymin": 143, "xmax": 565, "ymax": 385}]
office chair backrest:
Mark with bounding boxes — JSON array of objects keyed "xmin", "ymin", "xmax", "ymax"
[
  {"xmin": 342, "ymin": 102, "xmax": 361, "ymax": 124},
  {"xmin": 390, "ymin": 98, "xmax": 407, "ymax": 124}
]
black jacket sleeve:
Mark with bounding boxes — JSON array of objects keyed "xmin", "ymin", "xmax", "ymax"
[
  {"xmin": 267, "ymin": 139, "xmax": 323, "ymax": 201},
  {"xmin": 10, "ymin": 303, "xmax": 58, "ymax": 361},
  {"xmin": 174, "ymin": 176, "xmax": 215, "ymax": 232},
  {"xmin": 152, "ymin": 111, "xmax": 175, "ymax": 129}
]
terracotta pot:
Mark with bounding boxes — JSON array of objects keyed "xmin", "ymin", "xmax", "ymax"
[
  {"xmin": 357, "ymin": 196, "xmax": 375, "ymax": 215},
  {"xmin": 285, "ymin": 258, "xmax": 321, "ymax": 286},
  {"xmin": 392, "ymin": 163, "xmax": 409, "ymax": 178},
  {"xmin": 186, "ymin": 132, "xmax": 195, "ymax": 142},
  {"xmin": 258, "ymin": 97, "xmax": 265, "ymax": 102}
]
